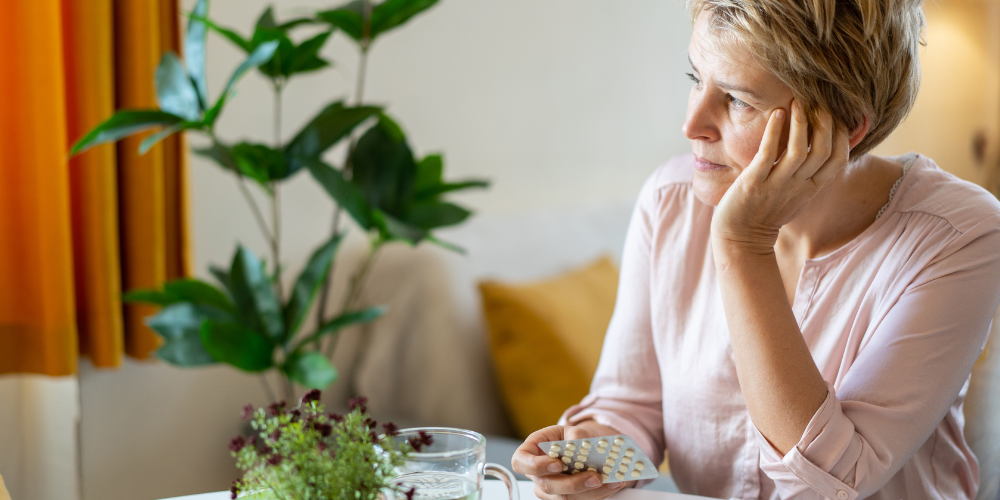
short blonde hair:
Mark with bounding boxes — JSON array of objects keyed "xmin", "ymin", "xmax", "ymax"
[{"xmin": 689, "ymin": 0, "xmax": 925, "ymax": 158}]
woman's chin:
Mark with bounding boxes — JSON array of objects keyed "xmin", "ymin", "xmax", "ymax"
[{"xmin": 692, "ymin": 173, "xmax": 733, "ymax": 207}]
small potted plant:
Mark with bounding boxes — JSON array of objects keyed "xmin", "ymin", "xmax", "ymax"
[{"xmin": 229, "ymin": 390, "xmax": 432, "ymax": 500}]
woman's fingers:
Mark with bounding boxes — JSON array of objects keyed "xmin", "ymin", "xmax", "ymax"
[
  {"xmin": 531, "ymin": 474, "xmax": 626, "ymax": 500},
  {"xmin": 744, "ymin": 108, "xmax": 785, "ymax": 184},
  {"xmin": 793, "ymin": 109, "xmax": 835, "ymax": 182},
  {"xmin": 810, "ymin": 124, "xmax": 850, "ymax": 187},
  {"xmin": 512, "ymin": 426, "xmax": 568, "ymax": 476},
  {"xmin": 773, "ymin": 99, "xmax": 809, "ymax": 179}
]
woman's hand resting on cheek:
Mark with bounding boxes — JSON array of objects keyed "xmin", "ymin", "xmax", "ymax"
[
  {"xmin": 512, "ymin": 423, "xmax": 628, "ymax": 500},
  {"xmin": 710, "ymin": 100, "xmax": 851, "ymax": 254}
]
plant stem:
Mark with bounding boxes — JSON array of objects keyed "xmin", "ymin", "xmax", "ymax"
[
  {"xmin": 270, "ymin": 80, "xmax": 285, "ymax": 304},
  {"xmin": 324, "ymin": 240, "xmax": 382, "ymax": 358},
  {"xmin": 235, "ymin": 172, "xmax": 274, "ymax": 243},
  {"xmin": 341, "ymin": 240, "xmax": 381, "ymax": 312},
  {"xmin": 273, "ymin": 79, "xmax": 283, "ymax": 148},
  {"xmin": 314, "ymin": 42, "xmax": 373, "ymax": 333},
  {"xmin": 260, "ymin": 374, "xmax": 277, "ymax": 403},
  {"xmin": 283, "ymin": 376, "xmax": 293, "ymax": 403},
  {"xmin": 270, "ymin": 184, "xmax": 283, "ymax": 304}
]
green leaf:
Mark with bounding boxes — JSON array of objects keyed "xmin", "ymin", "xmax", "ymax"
[
  {"xmin": 192, "ymin": 141, "xmax": 237, "ymax": 171},
  {"xmin": 156, "ymin": 52, "xmax": 201, "ymax": 121},
  {"xmin": 377, "ymin": 112, "xmax": 405, "ymax": 142},
  {"xmin": 316, "ymin": 1, "xmax": 365, "ymax": 41},
  {"xmin": 306, "ymin": 160, "xmax": 373, "ymax": 229},
  {"xmin": 200, "ymin": 321, "xmax": 273, "ymax": 371},
  {"xmin": 146, "ymin": 303, "xmax": 219, "ymax": 366},
  {"xmin": 256, "ymin": 6, "xmax": 278, "ymax": 30},
  {"xmin": 229, "ymin": 245, "xmax": 285, "ymax": 342},
  {"xmin": 209, "ymin": 265, "xmax": 234, "ymax": 300},
  {"xmin": 283, "ymin": 351, "xmax": 338, "ymax": 389},
  {"xmin": 231, "ymin": 142, "xmax": 288, "ymax": 184},
  {"xmin": 284, "ymin": 102, "xmax": 381, "ymax": 175},
  {"xmin": 254, "ymin": 30, "xmax": 296, "ymax": 78},
  {"xmin": 283, "ymin": 233, "xmax": 344, "ymax": 341},
  {"xmin": 185, "ymin": 0, "xmax": 210, "ymax": 108},
  {"xmin": 277, "ymin": 17, "xmax": 318, "ymax": 31},
  {"xmin": 373, "ymin": 209, "xmax": 426, "ymax": 243},
  {"xmin": 122, "ymin": 279, "xmax": 236, "ymax": 314},
  {"xmin": 404, "ymin": 201, "xmax": 470, "ymax": 230},
  {"xmin": 413, "ymin": 154, "xmax": 442, "ymax": 194},
  {"xmin": 205, "ymin": 40, "xmax": 279, "ymax": 125},
  {"xmin": 352, "ymin": 121, "xmax": 418, "ymax": 215},
  {"xmin": 414, "ymin": 180, "xmax": 490, "ymax": 201},
  {"xmin": 70, "ymin": 110, "xmax": 185, "ymax": 156},
  {"xmin": 294, "ymin": 306, "xmax": 386, "ymax": 348},
  {"xmin": 194, "ymin": 14, "xmax": 252, "ymax": 52},
  {"xmin": 138, "ymin": 122, "xmax": 201, "ymax": 155},
  {"xmin": 122, "ymin": 289, "xmax": 176, "ymax": 306},
  {"xmin": 427, "ymin": 235, "xmax": 466, "ymax": 254},
  {"xmin": 371, "ymin": 0, "xmax": 439, "ymax": 39},
  {"xmin": 162, "ymin": 279, "xmax": 235, "ymax": 313},
  {"xmin": 284, "ymin": 31, "xmax": 332, "ymax": 76}
]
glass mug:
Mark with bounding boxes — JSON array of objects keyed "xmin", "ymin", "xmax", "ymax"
[{"xmin": 392, "ymin": 427, "xmax": 519, "ymax": 500}]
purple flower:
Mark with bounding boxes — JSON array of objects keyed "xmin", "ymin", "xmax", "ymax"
[
  {"xmin": 348, "ymin": 396, "xmax": 368, "ymax": 413},
  {"xmin": 269, "ymin": 429, "xmax": 281, "ymax": 442},
  {"xmin": 419, "ymin": 430, "xmax": 434, "ymax": 447},
  {"xmin": 301, "ymin": 389, "xmax": 322, "ymax": 404},
  {"xmin": 405, "ymin": 487, "xmax": 416, "ymax": 500},
  {"xmin": 289, "ymin": 409, "xmax": 301, "ymax": 422},
  {"xmin": 230, "ymin": 485, "xmax": 239, "ymax": 500},
  {"xmin": 329, "ymin": 412, "xmax": 344, "ymax": 424},
  {"xmin": 314, "ymin": 422, "xmax": 333, "ymax": 437},
  {"xmin": 241, "ymin": 404, "xmax": 254, "ymax": 420},
  {"xmin": 408, "ymin": 437, "xmax": 422, "ymax": 452},
  {"xmin": 252, "ymin": 437, "xmax": 272, "ymax": 455},
  {"xmin": 266, "ymin": 454, "xmax": 284, "ymax": 466},
  {"xmin": 267, "ymin": 400, "xmax": 286, "ymax": 416},
  {"xmin": 364, "ymin": 417, "xmax": 378, "ymax": 429},
  {"xmin": 228, "ymin": 436, "xmax": 246, "ymax": 452},
  {"xmin": 382, "ymin": 422, "xmax": 399, "ymax": 437}
]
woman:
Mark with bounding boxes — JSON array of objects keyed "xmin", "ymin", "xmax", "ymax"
[{"xmin": 511, "ymin": 1, "xmax": 1000, "ymax": 499}]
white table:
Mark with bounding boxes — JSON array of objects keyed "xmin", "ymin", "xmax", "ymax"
[{"xmin": 159, "ymin": 480, "xmax": 718, "ymax": 500}]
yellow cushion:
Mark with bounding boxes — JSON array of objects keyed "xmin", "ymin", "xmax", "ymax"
[
  {"xmin": 480, "ymin": 256, "xmax": 618, "ymax": 438},
  {"xmin": 0, "ymin": 473, "xmax": 10, "ymax": 500}
]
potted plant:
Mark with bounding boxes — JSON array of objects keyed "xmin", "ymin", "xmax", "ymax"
[
  {"xmin": 69, "ymin": 0, "xmax": 487, "ymax": 402},
  {"xmin": 230, "ymin": 390, "xmax": 433, "ymax": 500}
]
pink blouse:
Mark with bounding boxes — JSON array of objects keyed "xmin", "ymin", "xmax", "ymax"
[{"xmin": 561, "ymin": 153, "xmax": 1000, "ymax": 499}]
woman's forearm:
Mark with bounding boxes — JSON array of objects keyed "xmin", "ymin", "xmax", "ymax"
[{"xmin": 713, "ymin": 240, "xmax": 828, "ymax": 455}]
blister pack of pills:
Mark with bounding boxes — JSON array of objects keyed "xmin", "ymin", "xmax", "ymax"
[{"xmin": 537, "ymin": 435, "xmax": 658, "ymax": 483}]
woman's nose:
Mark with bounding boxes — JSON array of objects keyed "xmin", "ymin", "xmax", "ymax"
[{"xmin": 682, "ymin": 92, "xmax": 719, "ymax": 142}]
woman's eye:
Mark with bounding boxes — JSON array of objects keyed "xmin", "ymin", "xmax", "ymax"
[
  {"xmin": 686, "ymin": 72, "xmax": 702, "ymax": 88},
  {"xmin": 727, "ymin": 94, "xmax": 751, "ymax": 109}
]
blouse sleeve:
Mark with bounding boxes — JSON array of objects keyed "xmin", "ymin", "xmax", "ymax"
[
  {"xmin": 559, "ymin": 171, "xmax": 669, "ymax": 468},
  {"xmin": 755, "ymin": 214, "xmax": 1000, "ymax": 500}
]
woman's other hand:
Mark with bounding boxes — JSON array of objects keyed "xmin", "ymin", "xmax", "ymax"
[
  {"xmin": 512, "ymin": 423, "xmax": 628, "ymax": 500},
  {"xmin": 710, "ymin": 100, "xmax": 850, "ymax": 254}
]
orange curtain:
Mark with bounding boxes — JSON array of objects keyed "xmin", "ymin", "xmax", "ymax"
[{"xmin": 0, "ymin": 0, "xmax": 191, "ymax": 375}]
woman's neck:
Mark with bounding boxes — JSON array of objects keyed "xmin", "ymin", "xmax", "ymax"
[{"xmin": 776, "ymin": 154, "xmax": 905, "ymax": 262}]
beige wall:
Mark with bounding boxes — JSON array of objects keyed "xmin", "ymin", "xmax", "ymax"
[
  {"xmin": 0, "ymin": 1, "xmax": 995, "ymax": 500},
  {"xmin": 874, "ymin": 0, "xmax": 1000, "ymax": 185}
]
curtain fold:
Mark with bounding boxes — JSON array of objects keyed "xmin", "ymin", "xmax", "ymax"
[{"xmin": 0, "ymin": 0, "xmax": 191, "ymax": 375}]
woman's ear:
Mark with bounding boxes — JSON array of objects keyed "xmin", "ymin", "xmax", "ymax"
[{"xmin": 848, "ymin": 115, "xmax": 871, "ymax": 151}]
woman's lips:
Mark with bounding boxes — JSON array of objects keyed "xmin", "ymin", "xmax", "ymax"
[{"xmin": 694, "ymin": 156, "xmax": 728, "ymax": 172}]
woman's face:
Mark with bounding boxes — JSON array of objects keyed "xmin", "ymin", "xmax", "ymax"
[{"xmin": 684, "ymin": 11, "xmax": 794, "ymax": 206}]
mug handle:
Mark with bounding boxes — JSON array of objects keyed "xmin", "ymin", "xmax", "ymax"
[{"xmin": 485, "ymin": 463, "xmax": 520, "ymax": 500}]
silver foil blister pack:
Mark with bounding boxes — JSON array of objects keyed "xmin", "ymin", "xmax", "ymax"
[{"xmin": 537, "ymin": 435, "xmax": 658, "ymax": 483}]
